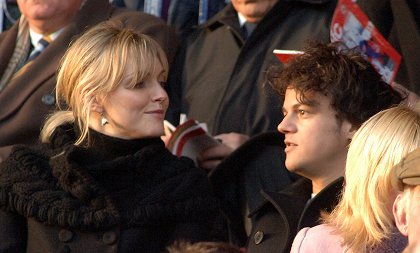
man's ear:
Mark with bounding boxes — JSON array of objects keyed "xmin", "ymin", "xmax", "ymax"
[
  {"xmin": 342, "ymin": 120, "xmax": 358, "ymax": 140},
  {"xmin": 393, "ymin": 193, "xmax": 409, "ymax": 237},
  {"xmin": 347, "ymin": 124, "xmax": 358, "ymax": 139}
]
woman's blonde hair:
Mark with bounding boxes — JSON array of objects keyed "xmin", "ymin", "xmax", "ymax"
[
  {"xmin": 324, "ymin": 105, "xmax": 420, "ymax": 252},
  {"xmin": 40, "ymin": 20, "xmax": 168, "ymax": 145}
]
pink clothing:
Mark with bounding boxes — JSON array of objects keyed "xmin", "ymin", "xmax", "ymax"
[{"xmin": 290, "ymin": 224, "xmax": 346, "ymax": 253}]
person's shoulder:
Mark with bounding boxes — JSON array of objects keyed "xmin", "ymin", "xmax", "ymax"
[
  {"xmin": 0, "ymin": 21, "xmax": 18, "ymax": 40},
  {"xmin": 291, "ymin": 224, "xmax": 344, "ymax": 253},
  {"xmin": 110, "ymin": 8, "xmax": 168, "ymax": 27}
]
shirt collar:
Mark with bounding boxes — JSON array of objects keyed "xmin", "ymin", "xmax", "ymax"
[
  {"xmin": 29, "ymin": 27, "xmax": 64, "ymax": 47},
  {"xmin": 237, "ymin": 12, "xmax": 247, "ymax": 27}
]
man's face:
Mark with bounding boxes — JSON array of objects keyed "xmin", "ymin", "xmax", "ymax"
[
  {"xmin": 278, "ymin": 88, "xmax": 353, "ymax": 182},
  {"xmin": 17, "ymin": 0, "xmax": 82, "ymax": 33},
  {"xmin": 231, "ymin": 0, "xmax": 278, "ymax": 23}
]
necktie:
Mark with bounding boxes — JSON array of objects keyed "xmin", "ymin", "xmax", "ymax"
[
  {"xmin": 27, "ymin": 35, "xmax": 52, "ymax": 62},
  {"xmin": 10, "ymin": 35, "xmax": 52, "ymax": 80},
  {"xmin": 242, "ymin": 22, "xmax": 257, "ymax": 40}
]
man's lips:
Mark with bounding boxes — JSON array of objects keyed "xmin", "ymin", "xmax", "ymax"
[{"xmin": 284, "ymin": 140, "xmax": 297, "ymax": 152}]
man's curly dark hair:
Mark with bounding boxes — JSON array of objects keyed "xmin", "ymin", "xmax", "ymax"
[{"xmin": 268, "ymin": 42, "xmax": 403, "ymax": 127}]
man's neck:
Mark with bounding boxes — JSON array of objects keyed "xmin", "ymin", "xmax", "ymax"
[
  {"xmin": 311, "ymin": 168, "xmax": 344, "ymax": 194},
  {"xmin": 28, "ymin": 21, "xmax": 68, "ymax": 36}
]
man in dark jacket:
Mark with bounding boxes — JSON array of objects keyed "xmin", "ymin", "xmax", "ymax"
[
  {"xmin": 246, "ymin": 42, "xmax": 402, "ymax": 253},
  {"xmin": 0, "ymin": 0, "xmax": 178, "ymax": 162},
  {"xmin": 167, "ymin": 0, "xmax": 338, "ymax": 170}
]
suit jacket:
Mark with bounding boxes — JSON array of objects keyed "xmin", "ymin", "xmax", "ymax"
[
  {"xmin": 0, "ymin": 0, "xmax": 178, "ymax": 162},
  {"xmin": 246, "ymin": 177, "xmax": 344, "ymax": 253}
]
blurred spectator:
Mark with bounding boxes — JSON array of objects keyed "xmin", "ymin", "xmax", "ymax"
[
  {"xmin": 112, "ymin": 0, "xmax": 227, "ymax": 41},
  {"xmin": 0, "ymin": 0, "xmax": 178, "ymax": 162}
]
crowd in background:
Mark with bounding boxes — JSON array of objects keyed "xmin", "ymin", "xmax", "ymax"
[{"xmin": 0, "ymin": 0, "xmax": 419, "ymax": 252}]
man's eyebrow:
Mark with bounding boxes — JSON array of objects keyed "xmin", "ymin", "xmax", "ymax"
[
  {"xmin": 295, "ymin": 101, "xmax": 319, "ymax": 108},
  {"xmin": 283, "ymin": 102, "xmax": 313, "ymax": 113}
]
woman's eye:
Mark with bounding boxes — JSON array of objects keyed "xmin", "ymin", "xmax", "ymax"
[
  {"xmin": 159, "ymin": 81, "xmax": 167, "ymax": 87},
  {"xmin": 133, "ymin": 82, "xmax": 144, "ymax": 88}
]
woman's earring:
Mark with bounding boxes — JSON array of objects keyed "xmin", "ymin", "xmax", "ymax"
[{"xmin": 101, "ymin": 114, "xmax": 108, "ymax": 126}]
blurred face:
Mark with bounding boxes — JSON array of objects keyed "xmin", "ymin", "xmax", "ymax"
[
  {"xmin": 231, "ymin": 0, "xmax": 278, "ymax": 23},
  {"xmin": 278, "ymin": 88, "xmax": 353, "ymax": 186},
  {"xmin": 17, "ymin": 0, "xmax": 82, "ymax": 34},
  {"xmin": 97, "ymin": 64, "xmax": 169, "ymax": 139},
  {"xmin": 394, "ymin": 185, "xmax": 420, "ymax": 240}
]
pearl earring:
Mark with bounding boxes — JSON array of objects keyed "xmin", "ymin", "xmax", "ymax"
[{"xmin": 101, "ymin": 114, "xmax": 108, "ymax": 126}]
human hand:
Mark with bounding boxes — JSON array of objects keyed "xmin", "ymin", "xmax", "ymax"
[
  {"xmin": 197, "ymin": 133, "xmax": 249, "ymax": 170},
  {"xmin": 161, "ymin": 134, "xmax": 170, "ymax": 146},
  {"xmin": 161, "ymin": 120, "xmax": 175, "ymax": 146}
]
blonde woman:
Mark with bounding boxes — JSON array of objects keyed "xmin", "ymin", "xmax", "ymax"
[
  {"xmin": 291, "ymin": 106, "xmax": 420, "ymax": 253},
  {"xmin": 0, "ymin": 20, "xmax": 222, "ymax": 253}
]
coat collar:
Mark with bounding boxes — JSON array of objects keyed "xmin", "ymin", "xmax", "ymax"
[
  {"xmin": 298, "ymin": 177, "xmax": 344, "ymax": 229},
  {"xmin": 250, "ymin": 177, "xmax": 344, "ymax": 226},
  {"xmin": 250, "ymin": 177, "xmax": 312, "ymax": 218}
]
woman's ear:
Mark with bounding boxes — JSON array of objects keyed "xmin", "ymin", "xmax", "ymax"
[
  {"xmin": 393, "ymin": 193, "xmax": 409, "ymax": 237},
  {"xmin": 91, "ymin": 96, "xmax": 104, "ymax": 113}
]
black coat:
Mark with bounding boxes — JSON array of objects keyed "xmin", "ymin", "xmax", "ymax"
[
  {"xmin": 246, "ymin": 177, "xmax": 344, "ymax": 253},
  {"xmin": 0, "ymin": 125, "xmax": 222, "ymax": 253},
  {"xmin": 208, "ymin": 132, "xmax": 298, "ymax": 246},
  {"xmin": 167, "ymin": 0, "xmax": 337, "ymax": 135}
]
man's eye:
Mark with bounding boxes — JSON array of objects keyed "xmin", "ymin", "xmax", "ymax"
[{"xmin": 298, "ymin": 110, "xmax": 306, "ymax": 115}]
